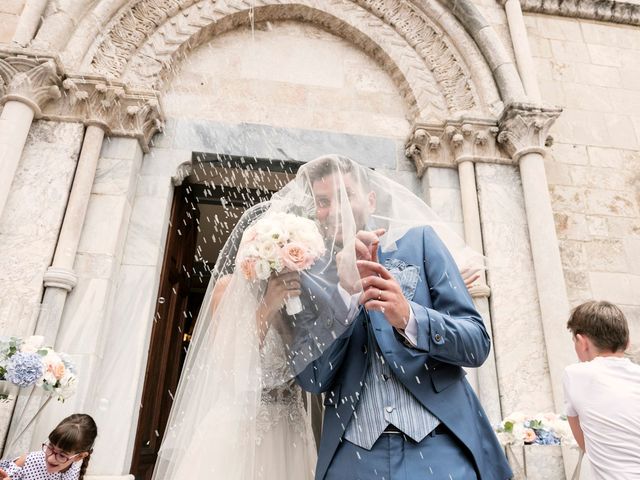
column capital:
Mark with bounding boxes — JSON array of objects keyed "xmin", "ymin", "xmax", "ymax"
[
  {"xmin": 43, "ymin": 267, "xmax": 78, "ymax": 292},
  {"xmin": 0, "ymin": 49, "xmax": 64, "ymax": 117},
  {"xmin": 497, "ymin": 102, "xmax": 562, "ymax": 161},
  {"xmin": 405, "ymin": 123, "xmax": 446, "ymax": 177},
  {"xmin": 443, "ymin": 120, "xmax": 502, "ymax": 165},
  {"xmin": 46, "ymin": 75, "xmax": 164, "ymax": 153},
  {"xmin": 405, "ymin": 118, "xmax": 508, "ymax": 176}
]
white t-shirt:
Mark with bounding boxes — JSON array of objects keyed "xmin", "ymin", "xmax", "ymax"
[{"xmin": 563, "ymin": 357, "xmax": 640, "ymax": 480}]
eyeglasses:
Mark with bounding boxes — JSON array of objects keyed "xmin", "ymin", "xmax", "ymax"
[{"xmin": 42, "ymin": 443, "xmax": 81, "ymax": 464}]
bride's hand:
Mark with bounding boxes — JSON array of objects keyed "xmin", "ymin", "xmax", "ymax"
[{"xmin": 259, "ymin": 271, "xmax": 301, "ymax": 320}]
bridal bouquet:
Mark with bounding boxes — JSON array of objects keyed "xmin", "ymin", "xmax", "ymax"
[
  {"xmin": 237, "ymin": 212, "xmax": 325, "ymax": 315},
  {"xmin": 0, "ymin": 335, "xmax": 77, "ymax": 402},
  {"xmin": 495, "ymin": 412, "xmax": 575, "ymax": 446}
]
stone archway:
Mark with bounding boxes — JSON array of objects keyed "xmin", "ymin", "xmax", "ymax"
[{"xmin": 69, "ymin": 0, "xmax": 507, "ymax": 122}]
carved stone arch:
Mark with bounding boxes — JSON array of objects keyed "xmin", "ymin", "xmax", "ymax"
[
  {"xmin": 78, "ymin": 0, "xmax": 507, "ymax": 121},
  {"xmin": 127, "ymin": 1, "xmax": 456, "ymax": 121}
]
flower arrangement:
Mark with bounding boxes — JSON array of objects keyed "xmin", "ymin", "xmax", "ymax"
[
  {"xmin": 495, "ymin": 412, "xmax": 576, "ymax": 447},
  {"xmin": 236, "ymin": 212, "xmax": 326, "ymax": 315},
  {"xmin": 0, "ymin": 336, "xmax": 77, "ymax": 402}
]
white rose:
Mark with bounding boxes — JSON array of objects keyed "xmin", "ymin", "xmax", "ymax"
[
  {"xmin": 238, "ymin": 243, "xmax": 259, "ymax": 261},
  {"xmin": 254, "ymin": 259, "xmax": 272, "ymax": 280},
  {"xmin": 258, "ymin": 240, "xmax": 280, "ymax": 262},
  {"xmin": 21, "ymin": 335, "xmax": 45, "ymax": 353},
  {"xmin": 505, "ymin": 411, "xmax": 527, "ymax": 424},
  {"xmin": 43, "ymin": 371, "xmax": 57, "ymax": 385}
]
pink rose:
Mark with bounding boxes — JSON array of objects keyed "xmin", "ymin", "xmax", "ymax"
[
  {"xmin": 523, "ymin": 428, "xmax": 537, "ymax": 444},
  {"xmin": 241, "ymin": 227, "xmax": 257, "ymax": 244},
  {"xmin": 48, "ymin": 363, "xmax": 66, "ymax": 381},
  {"xmin": 281, "ymin": 242, "xmax": 314, "ymax": 271},
  {"xmin": 240, "ymin": 257, "xmax": 257, "ymax": 280}
]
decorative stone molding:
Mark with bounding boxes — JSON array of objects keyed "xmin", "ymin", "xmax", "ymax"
[
  {"xmin": 172, "ymin": 161, "xmax": 193, "ymax": 186},
  {"xmin": 405, "ymin": 118, "xmax": 509, "ymax": 177},
  {"xmin": 43, "ymin": 267, "xmax": 78, "ymax": 292},
  {"xmin": 0, "ymin": 49, "xmax": 164, "ymax": 152},
  {"xmin": 350, "ymin": 0, "xmax": 477, "ymax": 113},
  {"xmin": 497, "ymin": 103, "xmax": 562, "ymax": 162},
  {"xmin": 90, "ymin": 0, "xmax": 197, "ymax": 78},
  {"xmin": 42, "ymin": 75, "xmax": 164, "ymax": 153},
  {"xmin": 0, "ymin": 49, "xmax": 63, "ymax": 117},
  {"xmin": 84, "ymin": 0, "xmax": 486, "ymax": 119},
  {"xmin": 405, "ymin": 123, "xmax": 450, "ymax": 176},
  {"xmin": 516, "ymin": 0, "xmax": 640, "ymax": 27},
  {"xmin": 444, "ymin": 120, "xmax": 501, "ymax": 164}
]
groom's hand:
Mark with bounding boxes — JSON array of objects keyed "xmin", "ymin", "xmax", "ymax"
[
  {"xmin": 354, "ymin": 229, "xmax": 385, "ymax": 263},
  {"xmin": 357, "ymin": 260, "xmax": 410, "ymax": 330},
  {"xmin": 337, "ymin": 229, "xmax": 386, "ymax": 294}
]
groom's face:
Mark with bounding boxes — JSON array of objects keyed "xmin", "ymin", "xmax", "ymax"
[{"xmin": 311, "ymin": 171, "xmax": 376, "ymax": 246}]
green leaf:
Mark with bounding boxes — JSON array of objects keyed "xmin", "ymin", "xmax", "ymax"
[{"xmin": 504, "ymin": 421, "xmax": 514, "ymax": 433}]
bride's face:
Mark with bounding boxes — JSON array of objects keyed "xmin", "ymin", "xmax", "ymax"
[{"xmin": 311, "ymin": 171, "xmax": 376, "ymax": 246}]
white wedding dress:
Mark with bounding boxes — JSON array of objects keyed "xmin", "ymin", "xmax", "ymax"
[
  {"xmin": 254, "ymin": 327, "xmax": 317, "ymax": 479},
  {"xmin": 158, "ymin": 321, "xmax": 317, "ymax": 480}
]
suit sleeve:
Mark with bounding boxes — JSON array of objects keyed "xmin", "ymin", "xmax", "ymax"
[
  {"xmin": 410, "ymin": 227, "xmax": 490, "ymax": 367},
  {"xmin": 292, "ymin": 273, "xmax": 358, "ymax": 394}
]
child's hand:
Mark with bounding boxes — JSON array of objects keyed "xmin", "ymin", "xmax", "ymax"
[{"xmin": 0, "ymin": 467, "xmax": 9, "ymax": 478}]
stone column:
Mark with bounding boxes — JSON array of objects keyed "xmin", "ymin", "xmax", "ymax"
[
  {"xmin": 406, "ymin": 120, "xmax": 504, "ymax": 424},
  {"xmin": 38, "ymin": 125, "xmax": 105, "ymax": 341},
  {"xmin": 445, "ymin": 121, "xmax": 504, "ymax": 424},
  {"xmin": 11, "ymin": 0, "xmax": 49, "ymax": 47},
  {"xmin": 502, "ymin": 0, "xmax": 542, "ymax": 102},
  {"xmin": 0, "ymin": 51, "xmax": 62, "ymax": 220},
  {"xmin": 497, "ymin": 103, "xmax": 573, "ymax": 413}
]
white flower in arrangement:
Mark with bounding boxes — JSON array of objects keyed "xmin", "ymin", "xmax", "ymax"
[
  {"xmin": 20, "ymin": 335, "xmax": 45, "ymax": 353},
  {"xmin": 254, "ymin": 259, "xmax": 272, "ymax": 280},
  {"xmin": 257, "ymin": 240, "xmax": 281, "ymax": 263}
]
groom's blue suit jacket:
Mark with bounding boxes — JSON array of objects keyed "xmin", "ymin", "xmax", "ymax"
[{"xmin": 293, "ymin": 226, "xmax": 512, "ymax": 480}]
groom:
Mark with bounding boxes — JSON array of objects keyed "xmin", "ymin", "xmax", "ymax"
[{"xmin": 292, "ymin": 156, "xmax": 512, "ymax": 480}]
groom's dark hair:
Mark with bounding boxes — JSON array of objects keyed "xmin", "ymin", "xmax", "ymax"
[
  {"xmin": 304, "ymin": 155, "xmax": 372, "ymax": 192},
  {"xmin": 567, "ymin": 300, "xmax": 629, "ymax": 352}
]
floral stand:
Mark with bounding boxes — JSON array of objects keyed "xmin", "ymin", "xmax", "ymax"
[
  {"xmin": 0, "ymin": 381, "xmax": 18, "ymax": 455},
  {"xmin": 507, "ymin": 444, "xmax": 584, "ymax": 480}
]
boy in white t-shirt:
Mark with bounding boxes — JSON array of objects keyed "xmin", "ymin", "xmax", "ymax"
[{"xmin": 563, "ymin": 300, "xmax": 640, "ymax": 480}]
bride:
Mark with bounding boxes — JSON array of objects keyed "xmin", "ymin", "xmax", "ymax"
[
  {"xmin": 151, "ymin": 155, "xmax": 482, "ymax": 479},
  {"xmin": 153, "ymin": 200, "xmax": 318, "ymax": 479}
]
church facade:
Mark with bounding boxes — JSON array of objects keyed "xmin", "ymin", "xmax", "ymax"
[{"xmin": 0, "ymin": 0, "xmax": 638, "ymax": 478}]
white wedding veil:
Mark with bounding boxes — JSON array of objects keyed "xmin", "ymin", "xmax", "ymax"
[{"xmin": 152, "ymin": 155, "xmax": 481, "ymax": 479}]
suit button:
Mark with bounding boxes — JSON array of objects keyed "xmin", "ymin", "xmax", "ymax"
[
  {"xmin": 434, "ymin": 333, "xmax": 442, "ymax": 342},
  {"xmin": 385, "ymin": 406, "xmax": 395, "ymax": 413}
]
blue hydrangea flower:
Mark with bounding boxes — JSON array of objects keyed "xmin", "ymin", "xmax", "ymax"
[
  {"xmin": 534, "ymin": 429, "xmax": 560, "ymax": 445},
  {"xmin": 5, "ymin": 352, "xmax": 44, "ymax": 388}
]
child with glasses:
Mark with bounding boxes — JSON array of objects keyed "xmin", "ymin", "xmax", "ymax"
[{"xmin": 0, "ymin": 414, "xmax": 97, "ymax": 480}]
